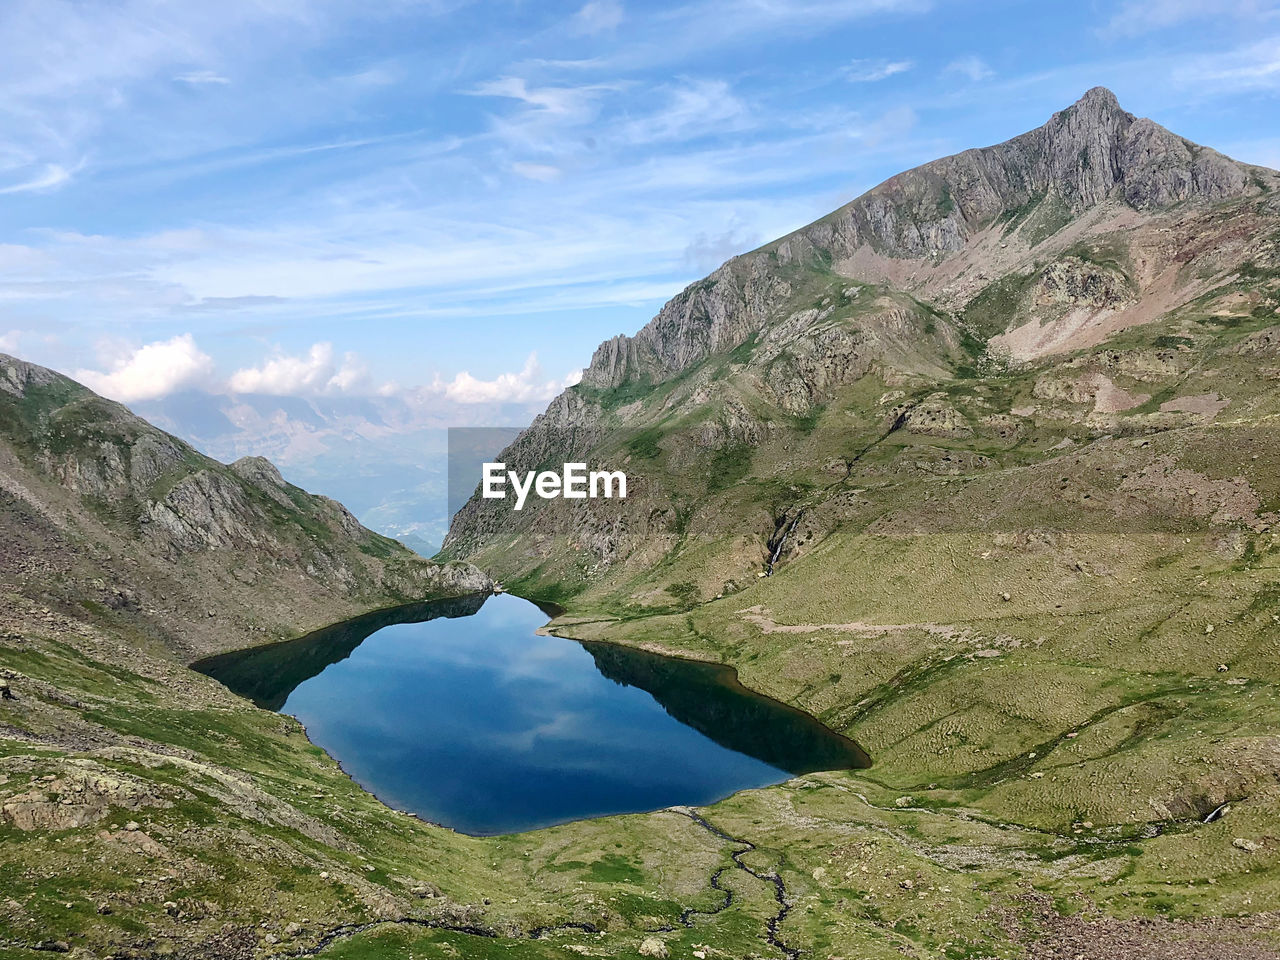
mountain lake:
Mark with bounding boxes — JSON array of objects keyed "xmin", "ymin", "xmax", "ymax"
[{"xmin": 195, "ymin": 592, "xmax": 869, "ymax": 835}]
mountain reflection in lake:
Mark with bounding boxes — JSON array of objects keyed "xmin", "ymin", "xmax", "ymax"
[{"xmin": 195, "ymin": 593, "xmax": 868, "ymax": 835}]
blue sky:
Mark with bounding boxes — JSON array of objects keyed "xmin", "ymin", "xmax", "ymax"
[{"xmin": 3, "ymin": 0, "xmax": 1280, "ymax": 411}]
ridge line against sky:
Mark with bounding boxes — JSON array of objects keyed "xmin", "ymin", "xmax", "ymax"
[{"xmin": 1, "ymin": 0, "xmax": 1279, "ymax": 417}]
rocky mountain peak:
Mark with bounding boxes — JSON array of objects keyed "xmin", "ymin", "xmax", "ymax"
[
  {"xmin": 570, "ymin": 89, "xmax": 1277, "ymax": 393},
  {"xmin": 1072, "ymin": 85, "xmax": 1123, "ymax": 112}
]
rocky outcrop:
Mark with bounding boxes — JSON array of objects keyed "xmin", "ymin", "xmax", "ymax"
[
  {"xmin": 0, "ymin": 353, "xmax": 63, "ymax": 398},
  {"xmin": 230, "ymin": 455, "xmax": 295, "ymax": 507},
  {"xmin": 0, "ymin": 763, "xmax": 170, "ymax": 832},
  {"xmin": 581, "ymin": 263, "xmax": 794, "ymax": 390},
  {"xmin": 1032, "ymin": 257, "xmax": 1131, "ymax": 311},
  {"xmin": 895, "ymin": 395, "xmax": 974, "ymax": 439}
]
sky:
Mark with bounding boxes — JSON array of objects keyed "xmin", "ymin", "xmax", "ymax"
[{"xmin": 2, "ymin": 0, "xmax": 1280, "ymax": 414}]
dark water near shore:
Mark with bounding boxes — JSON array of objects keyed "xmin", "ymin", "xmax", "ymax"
[{"xmin": 195, "ymin": 593, "xmax": 868, "ymax": 835}]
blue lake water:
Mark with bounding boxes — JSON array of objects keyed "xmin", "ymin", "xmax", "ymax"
[{"xmin": 195, "ymin": 593, "xmax": 869, "ymax": 835}]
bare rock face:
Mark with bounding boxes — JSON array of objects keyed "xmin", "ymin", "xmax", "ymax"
[
  {"xmin": 580, "ymin": 261, "xmax": 794, "ymax": 390},
  {"xmin": 0, "ymin": 352, "xmax": 65, "ymax": 398},
  {"xmin": 808, "ymin": 86, "xmax": 1267, "ymax": 265},
  {"xmin": 1032, "ymin": 258, "xmax": 1130, "ymax": 310},
  {"xmin": 1119, "ymin": 116, "xmax": 1253, "ymax": 209},
  {"xmin": 149, "ymin": 469, "xmax": 267, "ymax": 550},
  {"xmin": 230, "ymin": 456, "xmax": 296, "ymax": 508}
]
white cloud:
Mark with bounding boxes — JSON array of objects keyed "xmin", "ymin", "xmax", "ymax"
[
  {"xmin": 436, "ymin": 353, "xmax": 580, "ymax": 404},
  {"xmin": 570, "ymin": 0, "xmax": 624, "ymax": 35},
  {"xmin": 512, "ymin": 162, "xmax": 562, "ymax": 182},
  {"xmin": 1107, "ymin": 0, "xmax": 1276, "ymax": 36},
  {"xmin": 943, "ymin": 55, "xmax": 994, "ymax": 83},
  {"xmin": 75, "ymin": 333, "xmax": 216, "ymax": 403},
  {"xmin": 843, "ymin": 58, "xmax": 914, "ymax": 82},
  {"xmin": 0, "ymin": 163, "xmax": 76, "ymax": 195},
  {"xmin": 228, "ymin": 342, "xmax": 374, "ymax": 396},
  {"xmin": 0, "ymin": 330, "xmax": 19, "ymax": 353}
]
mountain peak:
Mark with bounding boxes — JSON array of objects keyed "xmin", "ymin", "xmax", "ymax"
[
  {"xmin": 1054, "ymin": 85, "xmax": 1131, "ymax": 130},
  {"xmin": 788, "ymin": 84, "xmax": 1269, "ymax": 263},
  {"xmin": 1076, "ymin": 85, "xmax": 1121, "ymax": 109},
  {"xmin": 571, "ymin": 88, "xmax": 1278, "ymax": 392}
]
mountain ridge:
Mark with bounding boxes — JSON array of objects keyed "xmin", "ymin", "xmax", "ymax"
[
  {"xmin": 0, "ymin": 351, "xmax": 489, "ymax": 660},
  {"xmin": 575, "ymin": 87, "xmax": 1277, "ymax": 393},
  {"xmin": 445, "ymin": 86, "xmax": 1280, "ymax": 607}
]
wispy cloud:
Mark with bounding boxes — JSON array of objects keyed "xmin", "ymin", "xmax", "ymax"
[
  {"xmin": 174, "ymin": 70, "xmax": 231, "ymax": 85},
  {"xmin": 512, "ymin": 162, "xmax": 562, "ymax": 182},
  {"xmin": 466, "ymin": 75, "xmax": 618, "ymax": 154},
  {"xmin": 842, "ymin": 58, "xmax": 914, "ymax": 82},
  {"xmin": 569, "ymin": 0, "xmax": 624, "ymax": 35},
  {"xmin": 1107, "ymin": 0, "xmax": 1278, "ymax": 36},
  {"xmin": 468, "ymin": 76, "xmax": 614, "ymax": 116},
  {"xmin": 1173, "ymin": 35, "xmax": 1280, "ymax": 93},
  {"xmin": 617, "ymin": 78, "xmax": 749, "ymax": 144},
  {"xmin": 943, "ymin": 55, "xmax": 995, "ymax": 83},
  {"xmin": 0, "ymin": 162, "xmax": 78, "ymax": 195}
]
